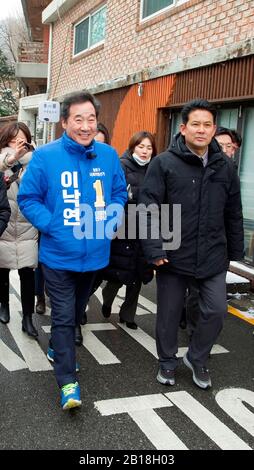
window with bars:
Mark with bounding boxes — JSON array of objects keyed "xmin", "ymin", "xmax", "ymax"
[
  {"xmin": 74, "ymin": 5, "xmax": 106, "ymax": 56},
  {"xmin": 141, "ymin": 0, "xmax": 175, "ymax": 19}
]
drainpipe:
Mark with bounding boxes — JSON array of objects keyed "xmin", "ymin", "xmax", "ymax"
[{"xmin": 43, "ymin": 23, "xmax": 53, "ymax": 144}]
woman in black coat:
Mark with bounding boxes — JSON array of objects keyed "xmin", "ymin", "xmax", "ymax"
[
  {"xmin": 101, "ymin": 131, "xmax": 156, "ymax": 329},
  {"xmin": 0, "ymin": 172, "xmax": 11, "ymax": 237}
]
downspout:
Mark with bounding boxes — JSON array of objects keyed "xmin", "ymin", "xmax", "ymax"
[
  {"xmin": 47, "ymin": 23, "xmax": 53, "ymax": 97},
  {"xmin": 43, "ymin": 23, "xmax": 53, "ymax": 143}
]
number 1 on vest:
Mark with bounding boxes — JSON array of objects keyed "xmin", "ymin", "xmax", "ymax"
[{"xmin": 93, "ymin": 180, "xmax": 105, "ymax": 208}]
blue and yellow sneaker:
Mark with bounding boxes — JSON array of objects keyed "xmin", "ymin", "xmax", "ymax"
[
  {"xmin": 47, "ymin": 346, "xmax": 80, "ymax": 372},
  {"xmin": 61, "ymin": 382, "xmax": 81, "ymax": 410}
]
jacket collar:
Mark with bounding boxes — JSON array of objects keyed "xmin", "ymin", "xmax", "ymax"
[
  {"xmin": 62, "ymin": 132, "xmax": 95, "ymax": 157},
  {"xmin": 169, "ymin": 133, "xmax": 226, "ymax": 168}
]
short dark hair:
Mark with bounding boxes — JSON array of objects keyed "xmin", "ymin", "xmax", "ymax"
[
  {"xmin": 181, "ymin": 99, "xmax": 217, "ymax": 124},
  {"xmin": 215, "ymin": 126, "xmax": 234, "ymax": 140},
  {"xmin": 0, "ymin": 121, "xmax": 31, "ymax": 150},
  {"xmin": 97, "ymin": 123, "xmax": 110, "ymax": 144},
  {"xmin": 128, "ymin": 131, "xmax": 157, "ymax": 157},
  {"xmin": 230, "ymin": 129, "xmax": 242, "ymax": 148},
  {"xmin": 60, "ymin": 90, "xmax": 101, "ymax": 121}
]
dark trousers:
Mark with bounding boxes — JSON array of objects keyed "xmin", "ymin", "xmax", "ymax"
[
  {"xmin": 102, "ymin": 279, "xmax": 142, "ymax": 322},
  {"xmin": 42, "ymin": 264, "xmax": 95, "ymax": 388},
  {"xmin": 185, "ymin": 279, "xmax": 200, "ymax": 336},
  {"xmin": 35, "ymin": 262, "xmax": 45, "ymax": 296},
  {"xmin": 156, "ymin": 270, "xmax": 227, "ymax": 370},
  {"xmin": 0, "ymin": 267, "xmax": 35, "ymax": 315}
]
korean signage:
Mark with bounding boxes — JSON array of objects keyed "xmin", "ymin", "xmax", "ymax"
[{"xmin": 38, "ymin": 101, "xmax": 60, "ymax": 123}]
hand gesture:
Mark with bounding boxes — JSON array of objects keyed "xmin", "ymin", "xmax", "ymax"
[
  {"xmin": 14, "ymin": 138, "xmax": 29, "ymax": 160},
  {"xmin": 153, "ymin": 258, "xmax": 169, "ymax": 266}
]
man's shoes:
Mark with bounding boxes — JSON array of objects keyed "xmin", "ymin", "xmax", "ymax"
[
  {"xmin": 157, "ymin": 367, "xmax": 175, "ymax": 386},
  {"xmin": 47, "ymin": 346, "xmax": 54, "ymax": 362},
  {"xmin": 75, "ymin": 325, "xmax": 83, "ymax": 346},
  {"xmin": 47, "ymin": 346, "xmax": 80, "ymax": 372},
  {"xmin": 35, "ymin": 295, "xmax": 46, "ymax": 314},
  {"xmin": 102, "ymin": 304, "xmax": 111, "ymax": 318},
  {"xmin": 119, "ymin": 318, "xmax": 138, "ymax": 330},
  {"xmin": 0, "ymin": 303, "xmax": 10, "ymax": 324},
  {"xmin": 183, "ymin": 352, "xmax": 211, "ymax": 389},
  {"xmin": 22, "ymin": 315, "xmax": 38, "ymax": 338},
  {"xmin": 61, "ymin": 382, "xmax": 81, "ymax": 410}
]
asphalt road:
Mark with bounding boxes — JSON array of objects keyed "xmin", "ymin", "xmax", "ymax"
[{"xmin": 0, "ymin": 271, "xmax": 253, "ymax": 463}]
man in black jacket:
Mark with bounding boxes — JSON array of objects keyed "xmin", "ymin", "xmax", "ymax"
[
  {"xmin": 0, "ymin": 172, "xmax": 11, "ymax": 237},
  {"xmin": 139, "ymin": 99, "xmax": 244, "ymax": 390}
]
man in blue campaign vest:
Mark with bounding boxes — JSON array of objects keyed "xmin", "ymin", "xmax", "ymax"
[{"xmin": 18, "ymin": 91, "xmax": 127, "ymax": 410}]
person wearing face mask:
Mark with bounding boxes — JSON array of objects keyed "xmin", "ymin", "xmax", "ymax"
[{"xmin": 101, "ymin": 131, "xmax": 156, "ymax": 329}]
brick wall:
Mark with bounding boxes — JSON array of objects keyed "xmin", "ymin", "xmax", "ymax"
[{"xmin": 49, "ymin": 0, "xmax": 254, "ymax": 99}]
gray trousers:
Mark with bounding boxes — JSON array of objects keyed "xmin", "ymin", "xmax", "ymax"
[
  {"xmin": 102, "ymin": 280, "xmax": 142, "ymax": 322},
  {"xmin": 156, "ymin": 270, "xmax": 227, "ymax": 370},
  {"xmin": 186, "ymin": 279, "xmax": 200, "ymax": 336}
]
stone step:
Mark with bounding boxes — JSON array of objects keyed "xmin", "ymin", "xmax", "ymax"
[{"xmin": 226, "ymin": 271, "xmax": 250, "ymax": 294}]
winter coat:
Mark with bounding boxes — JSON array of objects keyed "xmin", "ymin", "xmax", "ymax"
[
  {"xmin": 103, "ymin": 152, "xmax": 154, "ymax": 285},
  {"xmin": 0, "ymin": 172, "xmax": 11, "ymax": 237},
  {"xmin": 0, "ymin": 148, "xmax": 38, "ymax": 269},
  {"xmin": 18, "ymin": 133, "xmax": 127, "ymax": 272},
  {"xmin": 139, "ymin": 133, "xmax": 244, "ymax": 279}
]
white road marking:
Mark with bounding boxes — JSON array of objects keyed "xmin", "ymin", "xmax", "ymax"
[
  {"xmin": 43, "ymin": 323, "xmax": 121, "ymax": 365},
  {"xmin": 8, "ymin": 294, "xmax": 52, "ymax": 371},
  {"xmin": 10, "ymin": 270, "xmax": 20, "ymax": 294},
  {"xmin": 166, "ymin": 391, "xmax": 251, "ymax": 450},
  {"xmin": 137, "ymin": 294, "xmax": 157, "ymax": 314},
  {"xmin": 215, "ymin": 388, "xmax": 254, "ymax": 437},
  {"xmin": 118, "ymin": 323, "xmax": 157, "ymax": 357},
  {"xmin": 95, "ymin": 393, "xmax": 187, "ymax": 450},
  {"xmin": 6, "ymin": 273, "xmax": 228, "ymax": 370},
  {"xmin": 117, "ymin": 323, "xmax": 229, "ymax": 358},
  {"xmin": 0, "ymin": 340, "xmax": 28, "ymax": 371},
  {"xmin": 82, "ymin": 323, "xmax": 121, "ymax": 365},
  {"xmin": 10, "ymin": 270, "xmax": 51, "ymax": 316},
  {"xmin": 94, "ymin": 287, "xmax": 152, "ymax": 315}
]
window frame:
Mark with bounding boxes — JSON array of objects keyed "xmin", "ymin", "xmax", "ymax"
[
  {"xmin": 73, "ymin": 5, "xmax": 107, "ymax": 58},
  {"xmin": 140, "ymin": 0, "xmax": 176, "ymax": 22}
]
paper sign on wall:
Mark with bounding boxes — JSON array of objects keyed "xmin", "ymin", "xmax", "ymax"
[{"xmin": 38, "ymin": 101, "xmax": 60, "ymax": 122}]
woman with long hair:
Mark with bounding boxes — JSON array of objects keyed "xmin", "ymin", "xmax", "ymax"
[{"xmin": 0, "ymin": 122, "xmax": 38, "ymax": 337}]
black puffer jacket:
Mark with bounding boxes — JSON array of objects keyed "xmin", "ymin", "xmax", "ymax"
[
  {"xmin": 0, "ymin": 172, "xmax": 11, "ymax": 237},
  {"xmin": 104, "ymin": 152, "xmax": 154, "ymax": 285},
  {"xmin": 139, "ymin": 134, "xmax": 244, "ymax": 279}
]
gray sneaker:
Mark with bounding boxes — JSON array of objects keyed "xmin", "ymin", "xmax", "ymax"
[
  {"xmin": 157, "ymin": 367, "xmax": 175, "ymax": 386},
  {"xmin": 183, "ymin": 352, "xmax": 211, "ymax": 389}
]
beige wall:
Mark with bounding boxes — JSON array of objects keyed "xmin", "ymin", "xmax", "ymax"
[{"xmin": 48, "ymin": 0, "xmax": 254, "ymax": 99}]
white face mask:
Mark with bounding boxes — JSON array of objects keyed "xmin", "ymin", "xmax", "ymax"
[{"xmin": 132, "ymin": 152, "xmax": 151, "ymax": 166}]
